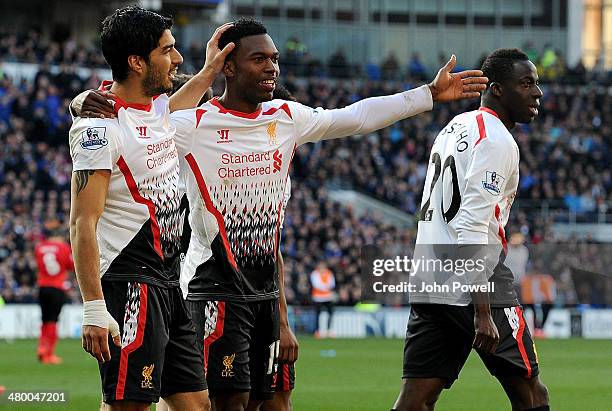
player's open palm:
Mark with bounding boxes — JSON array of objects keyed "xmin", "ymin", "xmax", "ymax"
[
  {"xmin": 204, "ymin": 23, "xmax": 236, "ymax": 75},
  {"xmin": 429, "ymin": 55, "xmax": 488, "ymax": 102},
  {"xmin": 279, "ymin": 323, "xmax": 299, "ymax": 363},
  {"xmin": 473, "ymin": 312, "xmax": 499, "ymax": 354}
]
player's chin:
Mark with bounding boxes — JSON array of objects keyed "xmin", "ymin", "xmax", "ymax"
[
  {"xmin": 259, "ymin": 90, "xmax": 274, "ymax": 102},
  {"xmin": 521, "ymin": 114, "xmax": 537, "ymax": 123}
]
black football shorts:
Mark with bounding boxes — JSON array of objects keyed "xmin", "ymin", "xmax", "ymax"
[
  {"xmin": 403, "ymin": 304, "xmax": 539, "ymax": 388},
  {"xmin": 100, "ymin": 280, "xmax": 207, "ymax": 403},
  {"xmin": 39, "ymin": 287, "xmax": 66, "ymax": 322},
  {"xmin": 189, "ymin": 298, "xmax": 280, "ymax": 401}
]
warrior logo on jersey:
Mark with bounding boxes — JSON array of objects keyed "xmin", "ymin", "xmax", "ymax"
[
  {"xmin": 482, "ymin": 171, "xmax": 505, "ymax": 195},
  {"xmin": 217, "ymin": 129, "xmax": 233, "ymax": 144},
  {"xmin": 80, "ymin": 127, "xmax": 108, "ymax": 150}
]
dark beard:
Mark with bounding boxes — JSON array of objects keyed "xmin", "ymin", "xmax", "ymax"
[{"xmin": 142, "ymin": 66, "xmax": 172, "ymax": 97}]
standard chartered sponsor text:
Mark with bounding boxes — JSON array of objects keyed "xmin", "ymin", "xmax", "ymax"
[{"xmin": 218, "ymin": 150, "xmax": 278, "ymax": 178}]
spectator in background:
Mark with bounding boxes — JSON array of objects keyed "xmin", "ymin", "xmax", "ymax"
[
  {"xmin": 505, "ymin": 233, "xmax": 529, "ymax": 301},
  {"xmin": 408, "ymin": 52, "xmax": 427, "ymax": 81},
  {"xmin": 310, "ymin": 261, "xmax": 336, "ymax": 338},
  {"xmin": 521, "ymin": 267, "xmax": 557, "ymax": 337},
  {"xmin": 284, "ymin": 36, "xmax": 307, "ymax": 75},
  {"xmin": 381, "ymin": 51, "xmax": 400, "ymax": 80},
  {"xmin": 328, "ymin": 48, "xmax": 349, "ymax": 78}
]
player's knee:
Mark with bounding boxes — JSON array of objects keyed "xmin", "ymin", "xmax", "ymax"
[
  {"xmin": 106, "ymin": 400, "xmax": 150, "ymax": 411},
  {"xmin": 395, "ymin": 381, "xmax": 442, "ymax": 411},
  {"xmin": 212, "ymin": 392, "xmax": 250, "ymax": 411},
  {"xmin": 196, "ymin": 395, "xmax": 212, "ymax": 411},
  {"xmin": 507, "ymin": 378, "xmax": 549, "ymax": 410},
  {"xmin": 533, "ymin": 380, "xmax": 549, "ymax": 406}
]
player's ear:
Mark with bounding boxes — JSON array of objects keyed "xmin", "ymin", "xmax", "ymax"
[
  {"xmin": 127, "ymin": 55, "xmax": 145, "ymax": 76},
  {"xmin": 489, "ymin": 82, "xmax": 503, "ymax": 97},
  {"xmin": 223, "ymin": 59, "xmax": 235, "ymax": 78}
]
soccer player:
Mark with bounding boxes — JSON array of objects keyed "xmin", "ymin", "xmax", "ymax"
[
  {"xmin": 68, "ymin": 7, "xmax": 232, "ymax": 410},
  {"xmin": 35, "ymin": 221, "xmax": 74, "ymax": 364},
  {"xmin": 392, "ymin": 49, "xmax": 549, "ymax": 411},
  {"xmin": 171, "ymin": 19, "xmax": 486, "ymax": 411},
  {"xmin": 261, "ymin": 85, "xmax": 298, "ymax": 411},
  {"xmin": 74, "ymin": 18, "xmax": 487, "ymax": 410}
]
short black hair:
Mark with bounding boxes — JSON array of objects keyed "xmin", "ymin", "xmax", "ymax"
[
  {"xmin": 101, "ymin": 6, "xmax": 173, "ymax": 82},
  {"xmin": 481, "ymin": 48, "xmax": 529, "ymax": 86},
  {"xmin": 218, "ymin": 18, "xmax": 268, "ymax": 59}
]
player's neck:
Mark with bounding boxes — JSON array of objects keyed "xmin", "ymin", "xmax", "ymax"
[
  {"xmin": 481, "ymin": 98, "xmax": 514, "ymax": 131},
  {"xmin": 109, "ymin": 79, "xmax": 153, "ymax": 107},
  {"xmin": 218, "ymin": 89, "xmax": 261, "ymax": 114}
]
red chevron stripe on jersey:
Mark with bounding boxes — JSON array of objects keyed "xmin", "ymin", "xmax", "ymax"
[
  {"xmin": 185, "ymin": 153, "xmax": 238, "ymax": 271},
  {"xmin": 117, "ymin": 156, "xmax": 163, "ymax": 260}
]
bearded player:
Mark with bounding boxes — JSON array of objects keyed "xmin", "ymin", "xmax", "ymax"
[{"xmin": 73, "ymin": 18, "xmax": 487, "ymax": 410}]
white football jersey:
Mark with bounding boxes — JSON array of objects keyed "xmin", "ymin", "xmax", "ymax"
[
  {"xmin": 69, "ymin": 93, "xmax": 182, "ymax": 285},
  {"xmin": 416, "ymin": 107, "xmax": 519, "ymax": 247},
  {"xmin": 172, "ymin": 86, "xmax": 433, "ymax": 301},
  {"xmin": 412, "ymin": 107, "xmax": 520, "ymax": 306}
]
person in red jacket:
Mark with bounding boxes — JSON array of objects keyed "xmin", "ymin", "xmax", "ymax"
[{"xmin": 35, "ymin": 221, "xmax": 74, "ymax": 364}]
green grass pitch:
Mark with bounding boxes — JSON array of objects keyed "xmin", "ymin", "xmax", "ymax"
[{"xmin": 1, "ymin": 337, "xmax": 611, "ymax": 410}]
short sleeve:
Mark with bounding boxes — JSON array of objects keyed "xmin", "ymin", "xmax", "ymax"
[
  {"xmin": 170, "ymin": 108, "xmax": 197, "ymax": 158},
  {"xmin": 452, "ymin": 132, "xmax": 516, "ymax": 244},
  {"xmin": 69, "ymin": 117, "xmax": 120, "ymax": 171},
  {"xmin": 287, "ymin": 101, "xmax": 333, "ymax": 146}
]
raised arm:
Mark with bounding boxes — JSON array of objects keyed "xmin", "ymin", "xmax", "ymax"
[
  {"xmin": 297, "ymin": 55, "xmax": 488, "ymax": 144},
  {"xmin": 169, "ymin": 23, "xmax": 235, "ymax": 112}
]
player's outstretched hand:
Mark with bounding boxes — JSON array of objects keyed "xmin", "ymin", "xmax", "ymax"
[
  {"xmin": 279, "ymin": 322, "xmax": 299, "ymax": 364},
  {"xmin": 82, "ymin": 300, "xmax": 121, "ymax": 363},
  {"xmin": 473, "ymin": 311, "xmax": 499, "ymax": 354},
  {"xmin": 203, "ymin": 22, "xmax": 236, "ymax": 75},
  {"xmin": 428, "ymin": 55, "xmax": 488, "ymax": 102},
  {"xmin": 72, "ymin": 90, "xmax": 116, "ymax": 119}
]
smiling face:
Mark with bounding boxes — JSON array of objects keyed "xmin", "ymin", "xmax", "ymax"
[
  {"xmin": 142, "ymin": 29, "xmax": 183, "ymax": 96},
  {"xmin": 500, "ymin": 60, "xmax": 543, "ymax": 124},
  {"xmin": 225, "ymin": 34, "xmax": 280, "ymax": 105}
]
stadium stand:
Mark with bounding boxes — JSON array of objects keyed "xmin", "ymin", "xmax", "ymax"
[{"xmin": 0, "ymin": 34, "xmax": 610, "ymax": 306}]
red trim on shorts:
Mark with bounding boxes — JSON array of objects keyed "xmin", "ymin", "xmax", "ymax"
[
  {"xmin": 204, "ymin": 301, "xmax": 226, "ymax": 374},
  {"xmin": 475, "ymin": 113, "xmax": 487, "ymax": 147},
  {"xmin": 184, "ymin": 153, "xmax": 238, "ymax": 270},
  {"xmin": 115, "ymin": 283, "xmax": 149, "ymax": 400},
  {"xmin": 514, "ymin": 306, "xmax": 532, "ymax": 378},
  {"xmin": 262, "ymin": 103, "xmax": 292, "ymax": 119},
  {"xmin": 283, "ymin": 363, "xmax": 291, "ymax": 391},
  {"xmin": 210, "ymin": 97, "xmax": 262, "ymax": 119},
  {"xmin": 494, "ymin": 204, "xmax": 508, "ymax": 254},
  {"xmin": 117, "ymin": 156, "xmax": 163, "ymax": 260}
]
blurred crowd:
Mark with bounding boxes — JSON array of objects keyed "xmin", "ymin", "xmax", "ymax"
[{"xmin": 0, "ymin": 32, "xmax": 610, "ymax": 306}]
